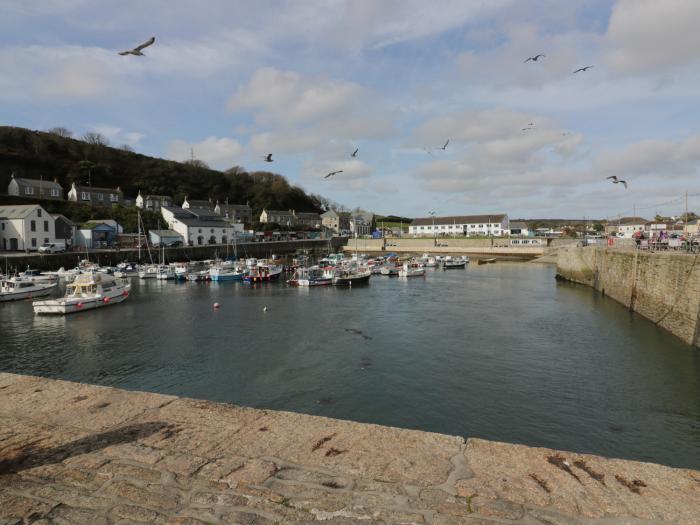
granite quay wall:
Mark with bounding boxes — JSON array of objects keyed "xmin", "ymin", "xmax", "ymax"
[
  {"xmin": 1, "ymin": 238, "xmax": 347, "ymax": 272},
  {"xmin": 0, "ymin": 373, "xmax": 698, "ymax": 524},
  {"xmin": 557, "ymin": 246, "xmax": 700, "ymax": 348},
  {"xmin": 344, "ymin": 238, "xmax": 547, "ymax": 257}
]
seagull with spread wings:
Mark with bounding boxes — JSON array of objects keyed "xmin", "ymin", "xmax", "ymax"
[
  {"xmin": 606, "ymin": 175, "xmax": 628, "ymax": 189},
  {"xmin": 440, "ymin": 139, "xmax": 449, "ymax": 151},
  {"xmin": 264, "ymin": 153, "xmax": 273, "ymax": 162},
  {"xmin": 351, "ymin": 147, "xmax": 359, "ymax": 158},
  {"xmin": 118, "ymin": 37, "xmax": 156, "ymax": 56},
  {"xmin": 324, "ymin": 170, "xmax": 343, "ymax": 179},
  {"xmin": 523, "ymin": 54, "xmax": 545, "ymax": 63},
  {"xmin": 573, "ymin": 65, "xmax": 594, "ymax": 74}
]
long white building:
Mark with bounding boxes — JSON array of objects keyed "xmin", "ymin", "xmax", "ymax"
[
  {"xmin": 161, "ymin": 206, "xmax": 240, "ymax": 246},
  {"xmin": 409, "ymin": 214, "xmax": 509, "ymax": 237}
]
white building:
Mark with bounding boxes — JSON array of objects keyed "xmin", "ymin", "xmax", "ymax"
[
  {"xmin": 0, "ymin": 204, "xmax": 57, "ymax": 251},
  {"xmin": 136, "ymin": 192, "xmax": 173, "ymax": 211},
  {"xmin": 161, "ymin": 206, "xmax": 238, "ymax": 246},
  {"xmin": 409, "ymin": 214, "xmax": 509, "ymax": 237},
  {"xmin": 608, "ymin": 217, "xmax": 647, "ymax": 238}
]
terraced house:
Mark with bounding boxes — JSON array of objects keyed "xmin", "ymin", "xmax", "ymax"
[
  {"xmin": 409, "ymin": 214, "xmax": 510, "ymax": 237},
  {"xmin": 67, "ymin": 183, "xmax": 124, "ymax": 207},
  {"xmin": 7, "ymin": 174, "xmax": 64, "ymax": 200}
]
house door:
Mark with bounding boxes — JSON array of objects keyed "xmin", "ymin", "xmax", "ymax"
[{"xmin": 10, "ymin": 238, "xmax": 18, "ymax": 251}]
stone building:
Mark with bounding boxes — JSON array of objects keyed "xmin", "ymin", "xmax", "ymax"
[
  {"xmin": 67, "ymin": 183, "xmax": 124, "ymax": 207},
  {"xmin": 7, "ymin": 174, "xmax": 64, "ymax": 200}
]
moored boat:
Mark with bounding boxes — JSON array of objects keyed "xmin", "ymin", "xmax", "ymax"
[
  {"xmin": 477, "ymin": 257, "xmax": 496, "ymax": 265},
  {"xmin": 287, "ymin": 267, "xmax": 333, "ymax": 287},
  {"xmin": 1, "ymin": 278, "xmax": 57, "ymax": 302},
  {"xmin": 209, "ymin": 265, "xmax": 246, "ymax": 281},
  {"xmin": 443, "ymin": 256, "xmax": 466, "ymax": 269},
  {"xmin": 333, "ymin": 267, "xmax": 371, "ymax": 285},
  {"xmin": 379, "ymin": 264, "xmax": 400, "ymax": 276},
  {"xmin": 32, "ymin": 273, "xmax": 130, "ymax": 315},
  {"xmin": 399, "ymin": 262, "xmax": 426, "ymax": 277},
  {"xmin": 243, "ymin": 264, "xmax": 282, "ymax": 283}
]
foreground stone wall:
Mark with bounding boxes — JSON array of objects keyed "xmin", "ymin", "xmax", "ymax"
[
  {"xmin": 557, "ymin": 246, "xmax": 700, "ymax": 348},
  {"xmin": 0, "ymin": 373, "xmax": 698, "ymax": 524}
]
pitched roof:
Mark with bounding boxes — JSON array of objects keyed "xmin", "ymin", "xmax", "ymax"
[
  {"xmin": 144, "ymin": 194, "xmax": 172, "ymax": 200},
  {"xmin": 164, "ymin": 207, "xmax": 230, "ymax": 228},
  {"xmin": 264, "ymin": 210, "xmax": 294, "ymax": 215},
  {"xmin": 0, "ymin": 204, "xmax": 42, "ymax": 219},
  {"xmin": 320, "ymin": 210, "xmax": 338, "ymax": 218},
  {"xmin": 74, "ymin": 185, "xmax": 122, "ymax": 193},
  {"xmin": 149, "ymin": 229, "xmax": 182, "ymax": 237},
  {"xmin": 510, "ymin": 221, "xmax": 528, "ymax": 229},
  {"xmin": 11, "ymin": 176, "xmax": 62, "ymax": 190},
  {"xmin": 411, "ymin": 214, "xmax": 507, "ymax": 226},
  {"xmin": 50, "ymin": 213, "xmax": 76, "ymax": 226},
  {"xmin": 218, "ymin": 203, "xmax": 251, "ymax": 211},
  {"xmin": 295, "ymin": 212, "xmax": 320, "ymax": 219},
  {"xmin": 80, "ymin": 221, "xmax": 116, "ymax": 230},
  {"xmin": 184, "ymin": 199, "xmax": 212, "ymax": 208}
]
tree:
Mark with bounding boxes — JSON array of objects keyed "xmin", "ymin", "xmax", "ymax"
[
  {"xmin": 82, "ymin": 132, "xmax": 109, "ymax": 146},
  {"xmin": 47, "ymin": 127, "xmax": 72, "ymax": 138},
  {"xmin": 593, "ymin": 222, "xmax": 604, "ymax": 232},
  {"xmin": 183, "ymin": 159, "xmax": 209, "ymax": 169},
  {"xmin": 119, "ymin": 144, "xmax": 134, "ymax": 152}
]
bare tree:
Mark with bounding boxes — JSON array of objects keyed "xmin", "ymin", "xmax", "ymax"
[
  {"xmin": 119, "ymin": 144, "xmax": 134, "ymax": 152},
  {"xmin": 47, "ymin": 127, "xmax": 73, "ymax": 138},
  {"xmin": 82, "ymin": 132, "xmax": 110, "ymax": 146}
]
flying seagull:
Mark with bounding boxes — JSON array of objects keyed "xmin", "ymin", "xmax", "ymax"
[
  {"xmin": 521, "ymin": 127, "xmax": 533, "ymax": 132},
  {"xmin": 440, "ymin": 139, "xmax": 449, "ymax": 150},
  {"xmin": 118, "ymin": 37, "xmax": 156, "ymax": 56},
  {"xmin": 424, "ymin": 148, "xmax": 434, "ymax": 157},
  {"xmin": 606, "ymin": 175, "xmax": 628, "ymax": 189},
  {"xmin": 264, "ymin": 153, "xmax": 273, "ymax": 162},
  {"xmin": 351, "ymin": 147, "xmax": 359, "ymax": 158},
  {"xmin": 573, "ymin": 65, "xmax": 594, "ymax": 74},
  {"xmin": 523, "ymin": 54, "xmax": 545, "ymax": 63},
  {"xmin": 324, "ymin": 170, "xmax": 343, "ymax": 179}
]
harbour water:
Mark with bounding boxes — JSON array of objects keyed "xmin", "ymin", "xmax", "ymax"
[{"xmin": 1, "ymin": 262, "xmax": 698, "ymax": 469}]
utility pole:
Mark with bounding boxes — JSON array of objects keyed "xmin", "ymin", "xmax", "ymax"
[{"xmin": 685, "ymin": 191, "xmax": 689, "ymax": 234}]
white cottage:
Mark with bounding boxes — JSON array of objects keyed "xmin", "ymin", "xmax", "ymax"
[{"xmin": 0, "ymin": 204, "xmax": 57, "ymax": 251}]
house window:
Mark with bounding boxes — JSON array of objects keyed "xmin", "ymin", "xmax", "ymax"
[
  {"xmin": 210, "ymin": 229, "xmax": 214, "ymax": 233},
  {"xmin": 81, "ymin": 192, "xmax": 90, "ymax": 200},
  {"xmin": 44, "ymin": 221, "xmax": 49, "ymax": 232},
  {"xmin": 96, "ymin": 193, "xmax": 104, "ymax": 200},
  {"xmin": 31, "ymin": 238, "xmax": 36, "ymax": 247},
  {"xmin": 25, "ymin": 187, "xmax": 34, "ymax": 195},
  {"xmin": 51, "ymin": 188, "xmax": 59, "ymax": 197},
  {"xmin": 1, "ymin": 223, "xmax": 4, "ymax": 230},
  {"xmin": 110, "ymin": 193, "xmax": 118, "ymax": 202},
  {"xmin": 30, "ymin": 220, "xmax": 36, "ymax": 232},
  {"xmin": 44, "ymin": 238, "xmax": 49, "ymax": 243}
]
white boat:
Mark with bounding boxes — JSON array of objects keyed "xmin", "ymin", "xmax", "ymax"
[
  {"xmin": 33, "ymin": 273, "xmax": 131, "ymax": 315},
  {"xmin": 155, "ymin": 265, "xmax": 175, "ymax": 280},
  {"xmin": 1, "ymin": 278, "xmax": 57, "ymax": 302},
  {"xmin": 379, "ymin": 264, "xmax": 400, "ymax": 276},
  {"xmin": 18, "ymin": 268, "xmax": 58, "ymax": 283},
  {"xmin": 138, "ymin": 265, "xmax": 159, "ymax": 279},
  {"xmin": 209, "ymin": 265, "xmax": 246, "ymax": 281},
  {"xmin": 287, "ymin": 267, "xmax": 333, "ymax": 287},
  {"xmin": 399, "ymin": 262, "xmax": 426, "ymax": 277}
]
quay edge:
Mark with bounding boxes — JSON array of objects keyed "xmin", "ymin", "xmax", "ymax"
[
  {"xmin": 0, "ymin": 372, "xmax": 698, "ymax": 524},
  {"xmin": 556, "ymin": 246, "xmax": 700, "ymax": 348}
]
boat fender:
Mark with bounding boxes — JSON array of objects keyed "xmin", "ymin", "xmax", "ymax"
[
  {"xmin": 77, "ymin": 302, "xmax": 84, "ymax": 309},
  {"xmin": 213, "ymin": 302, "xmax": 220, "ymax": 309},
  {"xmin": 103, "ymin": 296, "xmax": 110, "ymax": 303},
  {"xmin": 263, "ymin": 306, "xmax": 268, "ymax": 312}
]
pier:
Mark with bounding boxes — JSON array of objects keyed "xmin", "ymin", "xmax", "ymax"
[{"xmin": 1, "ymin": 373, "xmax": 698, "ymax": 524}]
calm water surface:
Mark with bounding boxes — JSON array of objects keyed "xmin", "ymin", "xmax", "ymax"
[{"xmin": 1, "ymin": 263, "xmax": 698, "ymax": 469}]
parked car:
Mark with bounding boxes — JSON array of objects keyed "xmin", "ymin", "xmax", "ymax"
[{"xmin": 38, "ymin": 242, "xmax": 66, "ymax": 254}]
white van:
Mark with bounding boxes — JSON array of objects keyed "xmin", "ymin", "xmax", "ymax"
[{"xmin": 38, "ymin": 242, "xmax": 66, "ymax": 253}]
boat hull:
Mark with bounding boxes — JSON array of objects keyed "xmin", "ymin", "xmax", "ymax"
[
  {"xmin": 333, "ymin": 273, "xmax": 371, "ymax": 286},
  {"xmin": 33, "ymin": 285, "xmax": 131, "ymax": 315},
  {"xmin": 0, "ymin": 283, "xmax": 57, "ymax": 302},
  {"xmin": 443, "ymin": 262, "xmax": 466, "ymax": 269}
]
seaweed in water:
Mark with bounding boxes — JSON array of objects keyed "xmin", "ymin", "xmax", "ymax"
[
  {"xmin": 573, "ymin": 459, "xmax": 605, "ymax": 485},
  {"xmin": 615, "ymin": 474, "xmax": 647, "ymax": 494},
  {"xmin": 529, "ymin": 473, "xmax": 551, "ymax": 493},
  {"xmin": 547, "ymin": 454, "xmax": 581, "ymax": 483},
  {"xmin": 311, "ymin": 433, "xmax": 336, "ymax": 452}
]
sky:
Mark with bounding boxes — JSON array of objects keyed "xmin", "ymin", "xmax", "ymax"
[{"xmin": 1, "ymin": 0, "xmax": 699, "ymax": 220}]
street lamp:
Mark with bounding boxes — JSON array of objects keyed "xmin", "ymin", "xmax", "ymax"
[{"xmin": 428, "ymin": 211, "xmax": 437, "ymax": 246}]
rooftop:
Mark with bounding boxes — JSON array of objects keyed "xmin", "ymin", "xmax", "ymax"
[
  {"xmin": 10, "ymin": 176, "xmax": 62, "ymax": 190},
  {"xmin": 0, "ymin": 204, "xmax": 42, "ymax": 219},
  {"xmin": 412, "ymin": 214, "xmax": 507, "ymax": 226}
]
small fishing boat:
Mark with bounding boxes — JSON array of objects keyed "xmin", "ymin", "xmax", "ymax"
[
  {"xmin": 209, "ymin": 265, "xmax": 246, "ymax": 281},
  {"xmin": 1, "ymin": 278, "xmax": 57, "ymax": 302},
  {"xmin": 399, "ymin": 262, "xmax": 426, "ymax": 277},
  {"xmin": 155, "ymin": 265, "xmax": 175, "ymax": 280},
  {"xmin": 379, "ymin": 264, "xmax": 400, "ymax": 276},
  {"xmin": 186, "ymin": 270, "xmax": 211, "ymax": 282},
  {"xmin": 243, "ymin": 264, "xmax": 283, "ymax": 283},
  {"xmin": 477, "ymin": 257, "xmax": 496, "ymax": 265},
  {"xmin": 138, "ymin": 265, "xmax": 159, "ymax": 279},
  {"xmin": 333, "ymin": 267, "xmax": 372, "ymax": 286},
  {"xmin": 287, "ymin": 267, "xmax": 333, "ymax": 287},
  {"xmin": 443, "ymin": 256, "xmax": 466, "ymax": 269},
  {"xmin": 18, "ymin": 268, "xmax": 58, "ymax": 283},
  {"xmin": 113, "ymin": 262, "xmax": 139, "ymax": 278},
  {"xmin": 33, "ymin": 273, "xmax": 130, "ymax": 315}
]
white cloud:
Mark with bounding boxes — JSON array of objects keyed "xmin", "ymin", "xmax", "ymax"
[
  {"xmin": 606, "ymin": 0, "xmax": 700, "ymax": 74},
  {"xmin": 36, "ymin": 56, "xmax": 112, "ymax": 99},
  {"xmin": 167, "ymin": 136, "xmax": 243, "ymax": 169}
]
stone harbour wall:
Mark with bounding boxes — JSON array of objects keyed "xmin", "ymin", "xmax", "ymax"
[
  {"xmin": 0, "ymin": 373, "xmax": 698, "ymax": 524},
  {"xmin": 556, "ymin": 246, "xmax": 700, "ymax": 348}
]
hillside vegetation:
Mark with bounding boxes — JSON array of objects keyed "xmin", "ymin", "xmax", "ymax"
[{"xmin": 0, "ymin": 126, "xmax": 325, "ymax": 217}]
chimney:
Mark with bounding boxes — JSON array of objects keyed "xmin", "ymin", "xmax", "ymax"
[{"xmin": 54, "ymin": 177, "xmax": 59, "ymax": 184}]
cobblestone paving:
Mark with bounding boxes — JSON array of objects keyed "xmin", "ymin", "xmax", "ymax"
[{"xmin": 0, "ymin": 373, "xmax": 698, "ymax": 524}]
